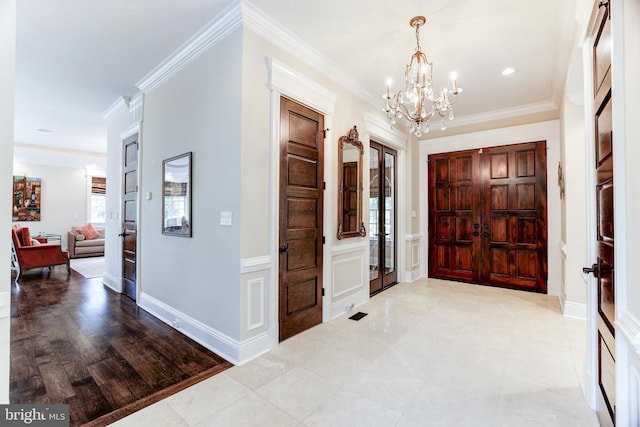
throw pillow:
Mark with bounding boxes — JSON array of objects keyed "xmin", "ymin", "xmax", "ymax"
[
  {"xmin": 20, "ymin": 227, "xmax": 32, "ymax": 246},
  {"xmin": 30, "ymin": 238, "xmax": 41, "ymax": 246},
  {"xmin": 75, "ymin": 233, "xmax": 85, "ymax": 241},
  {"xmin": 79, "ymin": 223, "xmax": 100, "ymax": 240}
]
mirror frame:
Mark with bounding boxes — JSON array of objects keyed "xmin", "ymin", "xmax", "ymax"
[
  {"xmin": 162, "ymin": 151, "xmax": 192, "ymax": 237},
  {"xmin": 337, "ymin": 126, "xmax": 366, "ymax": 239}
]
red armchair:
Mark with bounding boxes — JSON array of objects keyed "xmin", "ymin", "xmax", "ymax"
[{"xmin": 11, "ymin": 225, "xmax": 70, "ymax": 283}]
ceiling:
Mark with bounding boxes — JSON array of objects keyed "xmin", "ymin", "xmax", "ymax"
[{"xmin": 14, "ymin": 0, "xmax": 582, "ymax": 170}]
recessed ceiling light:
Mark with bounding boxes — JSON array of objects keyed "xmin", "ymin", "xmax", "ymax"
[
  {"xmin": 502, "ymin": 67, "xmax": 515, "ymax": 76},
  {"xmin": 36, "ymin": 128, "xmax": 52, "ymax": 133}
]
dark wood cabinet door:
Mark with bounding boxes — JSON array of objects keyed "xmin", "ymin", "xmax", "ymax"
[
  {"xmin": 278, "ymin": 97, "xmax": 324, "ymax": 341},
  {"xmin": 428, "ymin": 142, "xmax": 547, "ymax": 293},
  {"xmin": 428, "ymin": 150, "xmax": 481, "ymax": 283}
]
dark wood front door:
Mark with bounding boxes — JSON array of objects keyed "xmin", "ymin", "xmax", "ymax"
[
  {"xmin": 278, "ymin": 97, "xmax": 324, "ymax": 341},
  {"xmin": 428, "ymin": 142, "xmax": 547, "ymax": 293},
  {"xmin": 369, "ymin": 141, "xmax": 398, "ymax": 295},
  {"xmin": 586, "ymin": 1, "xmax": 616, "ymax": 424},
  {"xmin": 121, "ymin": 134, "xmax": 138, "ymax": 301}
]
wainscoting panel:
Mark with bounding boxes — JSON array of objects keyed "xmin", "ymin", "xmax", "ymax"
[
  {"xmin": 405, "ymin": 234, "xmax": 421, "ymax": 282},
  {"xmin": 328, "ymin": 244, "xmax": 368, "ymax": 320},
  {"xmin": 332, "ymin": 254, "xmax": 364, "ymax": 300},
  {"xmin": 247, "ymin": 278, "xmax": 265, "ymax": 331}
]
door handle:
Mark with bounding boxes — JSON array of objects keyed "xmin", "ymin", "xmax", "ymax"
[
  {"xmin": 118, "ymin": 230, "xmax": 125, "ymax": 237},
  {"xmin": 279, "ymin": 244, "xmax": 288, "ymax": 254},
  {"xmin": 473, "ymin": 231, "xmax": 480, "ymax": 237},
  {"xmin": 474, "ymin": 224, "xmax": 480, "ymax": 229},
  {"xmin": 483, "ymin": 232, "xmax": 490, "ymax": 237},
  {"xmin": 582, "ymin": 263, "xmax": 599, "ymax": 276}
]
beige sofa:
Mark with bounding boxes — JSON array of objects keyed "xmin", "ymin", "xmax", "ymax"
[{"xmin": 67, "ymin": 226, "xmax": 105, "ymax": 258}]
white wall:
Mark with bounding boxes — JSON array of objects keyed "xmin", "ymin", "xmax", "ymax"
[
  {"xmin": 562, "ymin": 97, "xmax": 588, "ymax": 316},
  {"xmin": 11, "ymin": 162, "xmax": 88, "ymax": 249},
  {"xmin": 0, "ymin": 0, "xmax": 16, "ymax": 405},
  {"xmin": 136, "ymin": 28, "xmax": 244, "ymax": 362},
  {"xmin": 103, "ymin": 102, "xmax": 129, "ymax": 293}
]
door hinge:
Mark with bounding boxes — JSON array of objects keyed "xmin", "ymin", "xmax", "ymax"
[
  {"xmin": 322, "ymin": 128, "xmax": 330, "ymax": 138},
  {"xmin": 322, "ymin": 236, "xmax": 326, "ymax": 244},
  {"xmin": 322, "ymin": 288, "xmax": 325, "ymax": 296},
  {"xmin": 323, "ymin": 181, "xmax": 326, "ymax": 190}
]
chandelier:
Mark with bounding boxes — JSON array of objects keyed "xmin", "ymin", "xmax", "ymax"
[{"xmin": 384, "ymin": 16, "xmax": 462, "ymax": 137}]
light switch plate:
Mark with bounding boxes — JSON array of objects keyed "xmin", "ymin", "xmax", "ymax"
[{"xmin": 220, "ymin": 211, "xmax": 232, "ymax": 226}]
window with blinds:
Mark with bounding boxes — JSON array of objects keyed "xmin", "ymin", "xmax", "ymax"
[{"xmin": 90, "ymin": 177, "xmax": 106, "ymax": 224}]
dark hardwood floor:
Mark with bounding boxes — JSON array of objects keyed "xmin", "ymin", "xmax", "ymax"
[{"xmin": 10, "ymin": 266, "xmax": 233, "ymax": 426}]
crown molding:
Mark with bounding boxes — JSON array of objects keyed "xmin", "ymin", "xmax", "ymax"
[
  {"xmin": 101, "ymin": 96, "xmax": 130, "ymax": 120},
  {"xmin": 446, "ymin": 101, "xmax": 559, "ymax": 129},
  {"xmin": 241, "ymin": 2, "xmax": 379, "ymax": 108},
  {"xmin": 105, "ymin": 0, "xmax": 562, "ymax": 130},
  {"xmin": 136, "ymin": 1, "xmax": 243, "ymax": 94}
]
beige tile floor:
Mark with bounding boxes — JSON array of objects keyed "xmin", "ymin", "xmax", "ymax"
[{"xmin": 112, "ymin": 278, "xmax": 599, "ymax": 426}]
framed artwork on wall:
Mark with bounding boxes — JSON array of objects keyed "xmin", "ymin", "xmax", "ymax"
[{"xmin": 12, "ymin": 175, "xmax": 42, "ymax": 221}]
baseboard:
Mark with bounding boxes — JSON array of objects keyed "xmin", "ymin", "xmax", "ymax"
[
  {"xmin": 102, "ymin": 273, "xmax": 121, "ymax": 293},
  {"xmin": 327, "ymin": 287, "xmax": 369, "ymax": 321},
  {"xmin": 404, "ymin": 269, "xmax": 422, "ymax": 283},
  {"xmin": 562, "ymin": 300, "xmax": 587, "ymax": 320},
  {"xmin": 139, "ymin": 291, "xmax": 271, "ymax": 365}
]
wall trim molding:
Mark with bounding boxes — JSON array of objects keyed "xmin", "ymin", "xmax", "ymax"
[
  {"xmin": 446, "ymin": 101, "xmax": 558, "ymax": 129},
  {"xmin": 136, "ymin": 2, "xmax": 242, "ymax": 94},
  {"xmin": 405, "ymin": 233, "xmax": 421, "ymax": 242},
  {"xmin": 618, "ymin": 310, "xmax": 640, "ymax": 357},
  {"xmin": 562, "ymin": 301, "xmax": 587, "ymax": 320},
  {"xmin": 268, "ymin": 58, "xmax": 337, "ymax": 114},
  {"xmin": 101, "ymin": 274, "xmax": 121, "ymax": 294},
  {"xmin": 331, "ymin": 241, "xmax": 367, "ymax": 257},
  {"xmin": 139, "ymin": 291, "xmax": 269, "ymax": 365},
  {"xmin": 244, "ymin": 2, "xmax": 377, "ymax": 108},
  {"xmin": 240, "ymin": 255, "xmax": 271, "ymax": 273},
  {"xmin": 363, "ymin": 113, "xmax": 407, "ymax": 150}
]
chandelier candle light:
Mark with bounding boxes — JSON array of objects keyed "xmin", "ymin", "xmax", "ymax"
[{"xmin": 384, "ymin": 16, "xmax": 462, "ymax": 137}]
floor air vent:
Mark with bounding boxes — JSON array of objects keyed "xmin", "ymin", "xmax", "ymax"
[{"xmin": 349, "ymin": 312, "xmax": 368, "ymax": 321}]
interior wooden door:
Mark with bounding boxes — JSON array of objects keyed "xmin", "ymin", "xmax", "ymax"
[
  {"xmin": 278, "ymin": 97, "xmax": 324, "ymax": 341},
  {"xmin": 121, "ymin": 134, "xmax": 138, "ymax": 301},
  {"xmin": 428, "ymin": 142, "xmax": 547, "ymax": 293},
  {"xmin": 428, "ymin": 149, "xmax": 481, "ymax": 283},
  {"xmin": 480, "ymin": 141, "xmax": 547, "ymax": 292},
  {"xmin": 369, "ymin": 141, "xmax": 398, "ymax": 295},
  {"xmin": 585, "ymin": 1, "xmax": 616, "ymax": 424}
]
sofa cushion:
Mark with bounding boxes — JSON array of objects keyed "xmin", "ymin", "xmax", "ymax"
[
  {"xmin": 79, "ymin": 223, "xmax": 100, "ymax": 240},
  {"xmin": 19, "ymin": 227, "xmax": 32, "ymax": 246},
  {"xmin": 76, "ymin": 239, "xmax": 104, "ymax": 248}
]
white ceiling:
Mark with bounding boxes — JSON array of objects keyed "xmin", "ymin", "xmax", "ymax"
[{"xmin": 14, "ymin": 0, "xmax": 582, "ymax": 170}]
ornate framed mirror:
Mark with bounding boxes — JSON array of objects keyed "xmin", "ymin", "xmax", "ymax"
[{"xmin": 337, "ymin": 126, "xmax": 366, "ymax": 239}]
